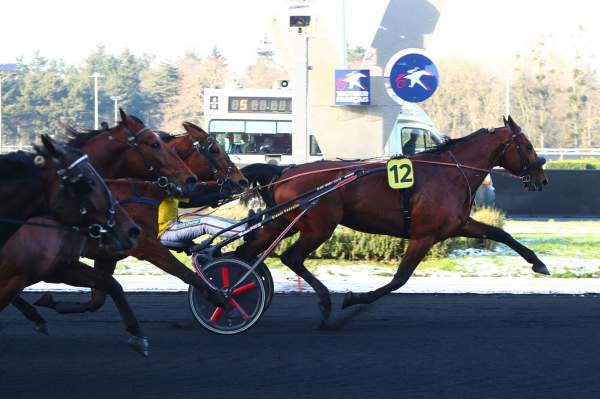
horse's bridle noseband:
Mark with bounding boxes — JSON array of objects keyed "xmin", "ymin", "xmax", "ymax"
[
  {"xmin": 191, "ymin": 137, "xmax": 234, "ymax": 190},
  {"xmin": 497, "ymin": 131, "xmax": 546, "ymax": 183},
  {"xmin": 56, "ymin": 153, "xmax": 118, "ymax": 239},
  {"xmin": 123, "ymin": 126, "xmax": 178, "ymax": 192}
]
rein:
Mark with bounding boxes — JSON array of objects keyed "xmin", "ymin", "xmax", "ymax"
[{"xmin": 0, "ymin": 216, "xmax": 107, "ymax": 238}]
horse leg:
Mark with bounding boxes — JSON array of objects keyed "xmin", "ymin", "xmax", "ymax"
[
  {"xmin": 342, "ymin": 237, "xmax": 435, "ymax": 308},
  {"xmin": 235, "ymin": 218, "xmax": 292, "ymax": 261},
  {"xmin": 458, "ymin": 217, "xmax": 550, "ymax": 275},
  {"xmin": 12, "ymin": 295, "xmax": 49, "ymax": 335},
  {"xmin": 35, "ymin": 259, "xmax": 116, "ymax": 314},
  {"xmin": 44, "ymin": 261, "xmax": 149, "ymax": 357},
  {"xmin": 279, "ymin": 228, "xmax": 336, "ymax": 323},
  {"xmin": 0, "ymin": 275, "xmax": 28, "ymax": 311}
]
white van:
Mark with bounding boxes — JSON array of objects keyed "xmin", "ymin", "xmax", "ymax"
[{"xmin": 386, "ymin": 102, "xmax": 444, "ymax": 156}]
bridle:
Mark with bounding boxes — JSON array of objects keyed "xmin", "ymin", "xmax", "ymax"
[
  {"xmin": 122, "ymin": 125, "xmax": 178, "ymax": 192},
  {"xmin": 55, "ymin": 153, "xmax": 119, "ymax": 240},
  {"xmin": 495, "ymin": 130, "xmax": 546, "ymax": 184},
  {"xmin": 189, "ymin": 136, "xmax": 235, "ymax": 191}
]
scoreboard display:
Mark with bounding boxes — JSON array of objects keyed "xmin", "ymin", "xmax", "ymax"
[{"xmin": 228, "ymin": 97, "xmax": 292, "ymax": 114}]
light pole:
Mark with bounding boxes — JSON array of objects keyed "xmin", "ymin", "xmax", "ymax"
[
  {"xmin": 89, "ymin": 72, "xmax": 103, "ymax": 129},
  {"xmin": 110, "ymin": 96, "xmax": 121, "ymax": 125},
  {"xmin": 505, "ymin": 75, "xmax": 510, "ymax": 117},
  {"xmin": 341, "ymin": 0, "xmax": 347, "ymax": 68}
]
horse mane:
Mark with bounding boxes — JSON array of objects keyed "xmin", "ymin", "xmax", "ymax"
[
  {"xmin": 65, "ymin": 114, "xmax": 147, "ymax": 148},
  {"xmin": 413, "ymin": 128, "xmax": 490, "ymax": 156},
  {"xmin": 241, "ymin": 163, "xmax": 287, "ymax": 208},
  {"xmin": 64, "ymin": 125, "xmax": 113, "ymax": 148},
  {"xmin": 0, "ymin": 151, "xmax": 40, "ymax": 180},
  {"xmin": 157, "ymin": 131, "xmax": 186, "ymax": 143}
]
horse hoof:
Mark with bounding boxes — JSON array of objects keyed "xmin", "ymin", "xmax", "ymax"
[
  {"xmin": 318, "ymin": 299, "xmax": 331, "ymax": 321},
  {"xmin": 34, "ymin": 292, "xmax": 55, "ymax": 308},
  {"xmin": 127, "ymin": 336, "xmax": 150, "ymax": 357},
  {"xmin": 34, "ymin": 322, "xmax": 49, "ymax": 336},
  {"xmin": 318, "ymin": 319, "xmax": 333, "ymax": 331},
  {"xmin": 342, "ymin": 292, "xmax": 355, "ymax": 309},
  {"xmin": 532, "ymin": 262, "xmax": 551, "ymax": 275}
]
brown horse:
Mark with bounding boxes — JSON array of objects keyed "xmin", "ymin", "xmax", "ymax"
[
  {"xmin": 66, "ymin": 108, "xmax": 197, "ymax": 192},
  {"xmin": 0, "ymin": 137, "xmax": 149, "ymax": 355},
  {"xmin": 237, "ymin": 116, "xmax": 549, "ymax": 323},
  {"xmin": 34, "ymin": 122, "xmax": 248, "ymax": 315}
]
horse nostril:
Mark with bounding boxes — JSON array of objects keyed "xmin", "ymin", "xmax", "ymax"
[
  {"xmin": 128, "ymin": 227, "xmax": 141, "ymax": 239},
  {"xmin": 186, "ymin": 176, "xmax": 198, "ymax": 186},
  {"xmin": 543, "ymin": 179, "xmax": 548, "ymax": 185}
]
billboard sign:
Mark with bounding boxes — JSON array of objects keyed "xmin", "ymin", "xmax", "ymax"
[
  {"xmin": 385, "ymin": 49, "xmax": 439, "ymax": 103},
  {"xmin": 335, "ymin": 69, "xmax": 370, "ymax": 106}
]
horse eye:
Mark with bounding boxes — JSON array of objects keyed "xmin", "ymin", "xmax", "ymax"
[
  {"xmin": 209, "ymin": 146, "xmax": 219, "ymax": 154},
  {"xmin": 526, "ymin": 144, "xmax": 533, "ymax": 152},
  {"xmin": 151, "ymin": 142, "xmax": 160, "ymax": 149}
]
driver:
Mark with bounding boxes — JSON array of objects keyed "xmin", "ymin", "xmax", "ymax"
[{"xmin": 158, "ymin": 187, "xmax": 246, "ymax": 243}]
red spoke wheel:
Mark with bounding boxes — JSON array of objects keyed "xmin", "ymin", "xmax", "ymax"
[
  {"xmin": 222, "ymin": 253, "xmax": 274, "ymax": 312},
  {"xmin": 188, "ymin": 258, "xmax": 266, "ymax": 335}
]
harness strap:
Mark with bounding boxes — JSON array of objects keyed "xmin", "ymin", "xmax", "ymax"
[
  {"xmin": 401, "ymin": 186, "xmax": 413, "ymax": 233},
  {"xmin": 0, "ymin": 216, "xmax": 105, "ymax": 238},
  {"xmin": 117, "ymin": 196, "xmax": 161, "ymax": 207}
]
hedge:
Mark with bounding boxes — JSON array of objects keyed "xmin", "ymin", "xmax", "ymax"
[
  {"xmin": 545, "ymin": 158, "xmax": 600, "ymax": 170},
  {"xmin": 272, "ymin": 207, "xmax": 506, "ymax": 262}
]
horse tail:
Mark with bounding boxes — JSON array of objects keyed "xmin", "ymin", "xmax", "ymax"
[{"xmin": 241, "ymin": 163, "xmax": 287, "ymax": 208}]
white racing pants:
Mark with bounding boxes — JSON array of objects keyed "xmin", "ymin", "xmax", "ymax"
[{"xmin": 160, "ymin": 215, "xmax": 246, "ymax": 242}]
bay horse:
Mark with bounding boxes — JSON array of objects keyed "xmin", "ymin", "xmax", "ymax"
[
  {"xmin": 237, "ymin": 116, "xmax": 549, "ymax": 324},
  {"xmin": 66, "ymin": 108, "xmax": 197, "ymax": 192},
  {"xmin": 0, "ymin": 136, "xmax": 149, "ymax": 355},
  {"xmin": 33, "ymin": 122, "xmax": 248, "ymax": 315}
]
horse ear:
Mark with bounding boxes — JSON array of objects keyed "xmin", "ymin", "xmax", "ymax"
[
  {"xmin": 41, "ymin": 134, "xmax": 66, "ymax": 160},
  {"xmin": 503, "ymin": 116, "xmax": 509, "ymax": 127},
  {"xmin": 119, "ymin": 108, "xmax": 128, "ymax": 127},
  {"xmin": 507, "ymin": 115, "xmax": 520, "ymax": 132},
  {"xmin": 182, "ymin": 122, "xmax": 208, "ymax": 138}
]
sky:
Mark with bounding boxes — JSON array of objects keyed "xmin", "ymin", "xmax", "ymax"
[{"xmin": 0, "ymin": 0, "xmax": 599, "ymax": 74}]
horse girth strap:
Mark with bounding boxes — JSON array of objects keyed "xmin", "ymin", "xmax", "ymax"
[
  {"xmin": 401, "ymin": 186, "xmax": 413, "ymax": 234},
  {"xmin": 117, "ymin": 196, "xmax": 161, "ymax": 207}
]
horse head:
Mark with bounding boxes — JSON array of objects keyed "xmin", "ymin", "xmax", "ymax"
[
  {"xmin": 38, "ymin": 135, "xmax": 141, "ymax": 255},
  {"xmin": 181, "ymin": 121, "xmax": 249, "ymax": 193},
  {"xmin": 496, "ymin": 116, "xmax": 548, "ymax": 191}
]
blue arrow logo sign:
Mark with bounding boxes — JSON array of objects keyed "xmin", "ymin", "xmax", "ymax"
[{"xmin": 387, "ymin": 51, "xmax": 439, "ymax": 103}]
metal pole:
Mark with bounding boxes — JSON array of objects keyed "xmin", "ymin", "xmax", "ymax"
[
  {"xmin": 110, "ymin": 96, "xmax": 121, "ymax": 125},
  {"xmin": 305, "ymin": 35, "xmax": 310, "ymax": 163},
  {"xmin": 341, "ymin": 0, "xmax": 347, "ymax": 68},
  {"xmin": 505, "ymin": 75, "xmax": 510, "ymax": 117},
  {"xmin": 89, "ymin": 72, "xmax": 103, "ymax": 129},
  {"xmin": 586, "ymin": 101, "xmax": 591, "ymax": 148}
]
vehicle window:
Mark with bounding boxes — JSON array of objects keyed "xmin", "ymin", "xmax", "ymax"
[
  {"xmin": 401, "ymin": 128, "xmax": 428, "ymax": 155},
  {"xmin": 310, "ymin": 135, "xmax": 322, "ymax": 156},
  {"xmin": 210, "ymin": 119, "xmax": 293, "ymax": 155}
]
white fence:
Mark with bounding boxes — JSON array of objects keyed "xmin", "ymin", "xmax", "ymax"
[
  {"xmin": 537, "ymin": 148, "xmax": 600, "ymax": 160},
  {"xmin": 0, "ymin": 145, "xmax": 33, "ymax": 154}
]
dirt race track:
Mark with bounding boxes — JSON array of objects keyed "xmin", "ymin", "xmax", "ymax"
[{"xmin": 2, "ymin": 292, "xmax": 600, "ymax": 398}]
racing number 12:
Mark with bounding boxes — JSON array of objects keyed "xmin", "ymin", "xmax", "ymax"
[{"xmin": 387, "ymin": 159, "xmax": 415, "ymax": 189}]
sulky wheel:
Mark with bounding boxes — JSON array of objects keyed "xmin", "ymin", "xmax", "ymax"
[
  {"xmin": 256, "ymin": 263, "xmax": 274, "ymax": 311},
  {"xmin": 188, "ymin": 257, "xmax": 266, "ymax": 335},
  {"xmin": 222, "ymin": 252, "xmax": 274, "ymax": 312}
]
